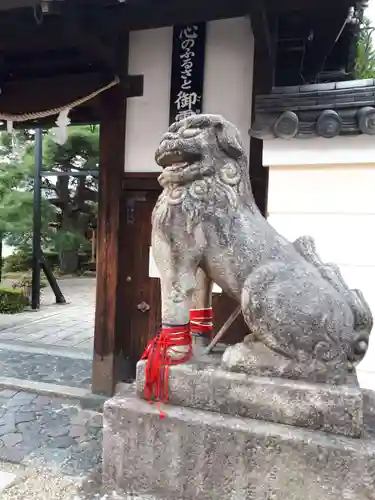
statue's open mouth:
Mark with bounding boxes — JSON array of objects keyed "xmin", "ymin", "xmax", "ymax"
[{"xmin": 156, "ymin": 149, "xmax": 200, "ymax": 168}]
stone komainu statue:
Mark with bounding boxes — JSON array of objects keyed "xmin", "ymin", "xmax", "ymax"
[{"xmin": 143, "ymin": 114, "xmax": 372, "ymax": 400}]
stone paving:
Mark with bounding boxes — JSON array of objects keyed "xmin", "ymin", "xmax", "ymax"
[
  {"xmin": 0, "ymin": 348, "xmax": 92, "ymax": 387},
  {"xmin": 0, "ymin": 277, "xmax": 101, "ymax": 480},
  {"xmin": 0, "ymin": 389, "xmax": 102, "ymax": 474},
  {"xmin": 0, "ymin": 277, "xmax": 95, "ymax": 351}
]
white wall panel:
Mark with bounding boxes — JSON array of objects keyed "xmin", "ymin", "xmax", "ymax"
[
  {"xmin": 264, "ymin": 135, "xmax": 375, "ymax": 166},
  {"xmin": 268, "ymin": 162, "xmax": 375, "ymax": 388}
]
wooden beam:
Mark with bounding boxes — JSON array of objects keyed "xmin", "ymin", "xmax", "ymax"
[
  {"xmin": 95, "ymin": 0, "xmax": 352, "ymax": 32},
  {"xmin": 249, "ymin": 3, "xmax": 275, "ymax": 94},
  {"xmin": 265, "ymin": 0, "xmax": 353, "ymax": 13},
  {"xmin": 123, "ymin": 173, "xmax": 161, "ymax": 192},
  {"xmin": 250, "ymin": 38, "xmax": 270, "ymax": 218},
  {"xmin": 92, "ymin": 34, "xmax": 129, "ymax": 396},
  {"xmin": 61, "ymin": 10, "xmax": 118, "ymax": 76},
  {"xmin": 0, "ymin": 72, "xmax": 142, "ymax": 115},
  {"xmin": 250, "ymin": 3, "xmax": 272, "ymax": 62},
  {"xmin": 58, "ymin": 9, "xmax": 144, "ymax": 95},
  {"xmin": 0, "ymin": 73, "xmax": 111, "ymax": 114},
  {"xmin": 106, "ymin": 0, "xmax": 252, "ymax": 32},
  {"xmin": 250, "ymin": 136, "xmax": 268, "ymax": 217},
  {"xmin": 0, "ymin": 0, "xmax": 39, "ymax": 10},
  {"xmin": 0, "ymin": 17, "xmax": 68, "ymax": 54}
]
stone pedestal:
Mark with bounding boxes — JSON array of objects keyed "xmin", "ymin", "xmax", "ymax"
[
  {"xmin": 136, "ymin": 359, "xmax": 363, "ymax": 438},
  {"xmin": 103, "ymin": 392, "xmax": 375, "ymax": 500},
  {"xmin": 102, "ymin": 360, "xmax": 375, "ymax": 500}
]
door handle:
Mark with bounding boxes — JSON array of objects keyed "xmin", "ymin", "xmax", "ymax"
[{"xmin": 137, "ymin": 301, "xmax": 150, "ymax": 313}]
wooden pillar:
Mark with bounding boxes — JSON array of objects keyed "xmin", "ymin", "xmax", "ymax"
[
  {"xmin": 91, "ymin": 229, "xmax": 96, "ymax": 264},
  {"xmin": 249, "ymin": 136, "xmax": 268, "ymax": 217},
  {"xmin": 92, "ymin": 42, "xmax": 128, "ymax": 395},
  {"xmin": 250, "ymin": 38, "xmax": 274, "ymax": 217}
]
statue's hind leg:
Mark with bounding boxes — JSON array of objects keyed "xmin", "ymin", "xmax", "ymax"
[
  {"xmin": 294, "ymin": 235, "xmax": 373, "ymax": 362},
  {"xmin": 221, "ymin": 270, "xmax": 294, "ymax": 378}
]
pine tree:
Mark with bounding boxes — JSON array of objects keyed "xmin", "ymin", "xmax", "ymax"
[
  {"xmin": 355, "ymin": 17, "xmax": 375, "ymax": 79},
  {"xmin": 40, "ymin": 126, "xmax": 99, "ymax": 273},
  {"xmin": 0, "ymin": 125, "xmax": 99, "ymax": 274}
]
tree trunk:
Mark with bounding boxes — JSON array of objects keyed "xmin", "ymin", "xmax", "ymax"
[{"xmin": 60, "ymin": 249, "xmax": 79, "ymax": 274}]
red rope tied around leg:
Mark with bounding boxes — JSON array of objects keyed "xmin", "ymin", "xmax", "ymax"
[
  {"xmin": 141, "ymin": 325, "xmax": 192, "ymax": 409},
  {"xmin": 190, "ymin": 308, "xmax": 213, "ymax": 338}
]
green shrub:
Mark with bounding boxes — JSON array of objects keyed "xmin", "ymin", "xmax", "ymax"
[
  {"xmin": 12, "ymin": 274, "xmax": 47, "ymax": 291},
  {"xmin": 0, "ymin": 288, "xmax": 28, "ymax": 314},
  {"xmin": 3, "ymin": 252, "xmax": 31, "ymax": 272}
]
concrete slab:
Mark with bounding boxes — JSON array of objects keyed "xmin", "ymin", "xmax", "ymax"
[{"xmin": 0, "ymin": 377, "xmax": 105, "ymax": 409}]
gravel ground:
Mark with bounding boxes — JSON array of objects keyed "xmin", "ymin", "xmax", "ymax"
[
  {"xmin": 1, "ymin": 465, "xmax": 82, "ymax": 500},
  {"xmin": 0, "ymin": 463, "xmax": 155, "ymax": 499}
]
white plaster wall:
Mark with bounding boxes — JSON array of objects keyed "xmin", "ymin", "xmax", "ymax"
[
  {"xmin": 203, "ymin": 17, "xmax": 254, "ymax": 159},
  {"xmin": 125, "ymin": 17, "xmax": 254, "ymax": 172},
  {"xmin": 263, "ymin": 135, "xmax": 375, "ymax": 166},
  {"xmin": 266, "ymin": 157, "xmax": 375, "ymax": 390},
  {"xmin": 125, "ymin": 27, "xmax": 173, "ymax": 173}
]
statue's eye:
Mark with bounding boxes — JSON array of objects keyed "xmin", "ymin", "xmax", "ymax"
[{"xmin": 181, "ymin": 128, "xmax": 200, "ymax": 138}]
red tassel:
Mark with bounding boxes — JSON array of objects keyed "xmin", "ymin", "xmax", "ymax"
[
  {"xmin": 190, "ymin": 308, "xmax": 213, "ymax": 338},
  {"xmin": 141, "ymin": 325, "xmax": 192, "ymax": 405}
]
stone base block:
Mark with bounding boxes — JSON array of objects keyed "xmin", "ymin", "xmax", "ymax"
[
  {"xmin": 103, "ymin": 392, "xmax": 375, "ymax": 500},
  {"xmin": 136, "ymin": 359, "xmax": 363, "ymax": 437}
]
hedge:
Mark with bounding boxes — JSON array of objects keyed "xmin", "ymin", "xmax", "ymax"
[
  {"xmin": 0, "ymin": 288, "xmax": 29, "ymax": 314},
  {"xmin": 4, "ymin": 250, "xmax": 92, "ymax": 273}
]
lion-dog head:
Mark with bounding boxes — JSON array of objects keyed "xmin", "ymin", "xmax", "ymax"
[
  {"xmin": 155, "ymin": 114, "xmax": 248, "ymax": 188},
  {"xmin": 153, "ymin": 114, "xmax": 253, "ymax": 232}
]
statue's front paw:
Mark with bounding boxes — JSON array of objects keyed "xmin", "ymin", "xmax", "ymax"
[{"xmin": 222, "ymin": 343, "xmax": 249, "ymax": 372}]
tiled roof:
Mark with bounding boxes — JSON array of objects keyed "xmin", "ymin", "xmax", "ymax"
[{"xmin": 251, "ymin": 79, "xmax": 375, "ymax": 139}]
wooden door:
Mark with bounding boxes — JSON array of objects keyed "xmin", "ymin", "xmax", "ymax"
[{"xmin": 117, "ymin": 189, "xmax": 161, "ymax": 377}]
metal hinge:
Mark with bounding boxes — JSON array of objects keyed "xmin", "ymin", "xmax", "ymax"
[{"xmin": 125, "ymin": 193, "xmax": 146, "ymax": 224}]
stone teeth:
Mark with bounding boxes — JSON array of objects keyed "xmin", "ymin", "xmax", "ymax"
[{"xmin": 167, "ymin": 162, "xmax": 188, "ymax": 170}]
